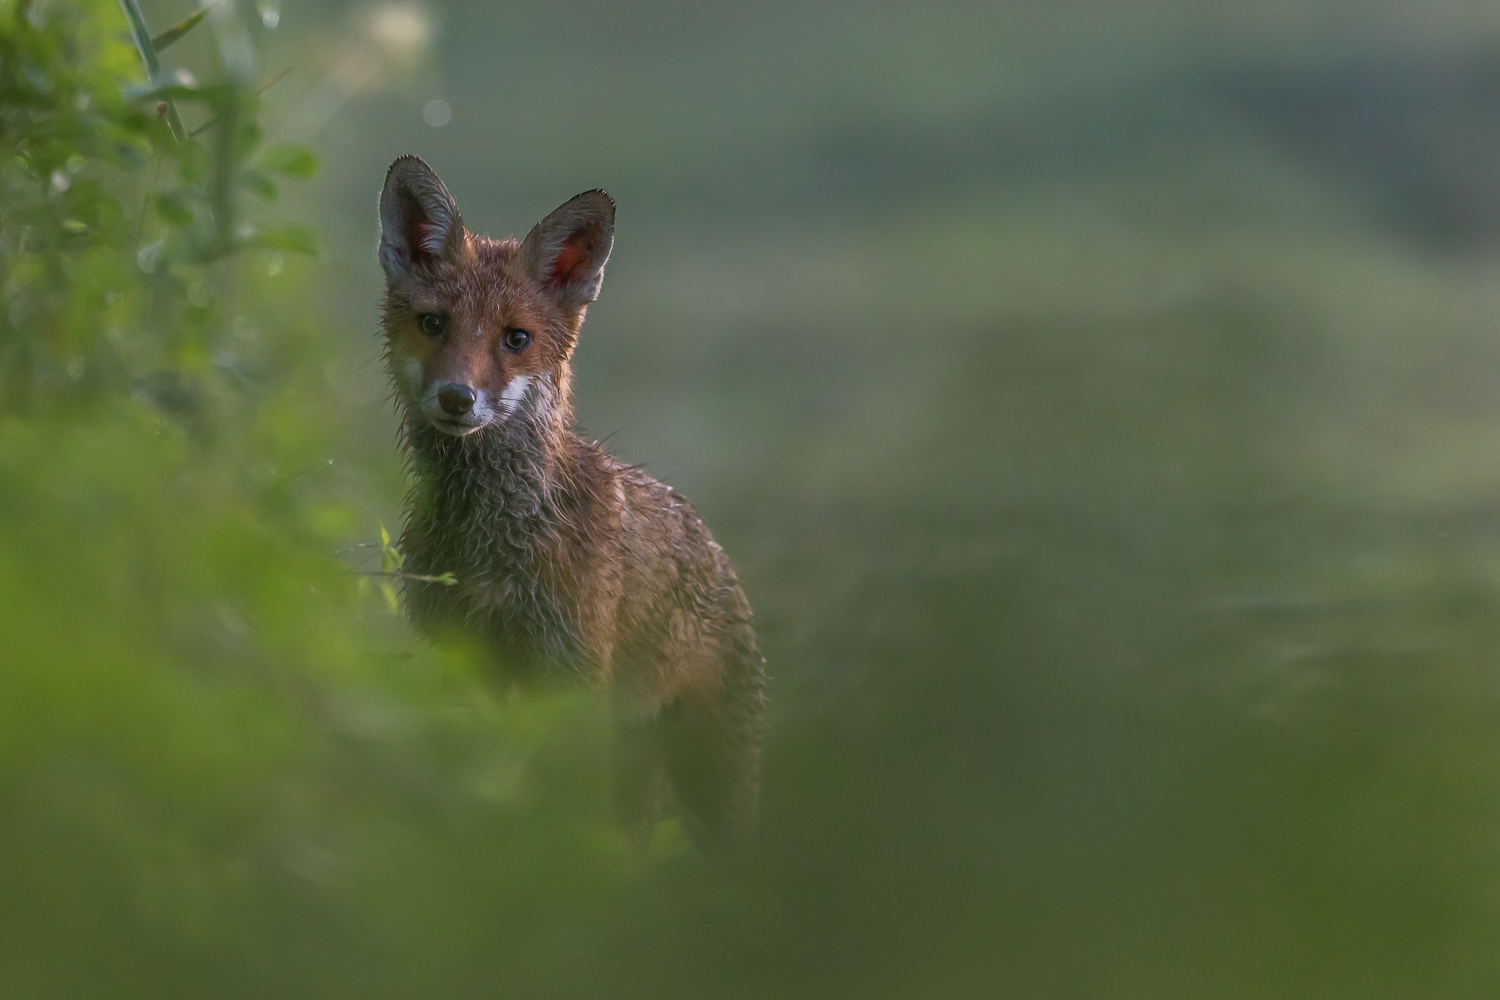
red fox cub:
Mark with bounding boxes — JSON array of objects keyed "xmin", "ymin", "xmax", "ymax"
[{"xmin": 377, "ymin": 156, "xmax": 767, "ymax": 846}]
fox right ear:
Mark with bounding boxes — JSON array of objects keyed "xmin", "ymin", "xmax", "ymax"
[
  {"xmin": 519, "ymin": 190, "xmax": 616, "ymax": 309},
  {"xmin": 378, "ymin": 155, "xmax": 464, "ymax": 281}
]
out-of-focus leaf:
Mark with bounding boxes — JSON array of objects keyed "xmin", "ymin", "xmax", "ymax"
[
  {"xmin": 238, "ymin": 118, "xmax": 264, "ymax": 157},
  {"xmin": 150, "ymin": 2, "xmax": 220, "ymax": 51},
  {"xmin": 258, "ymin": 143, "xmax": 318, "ymax": 178},
  {"xmin": 379, "ymin": 523, "xmax": 404, "ymax": 575},
  {"xmin": 155, "ymin": 192, "xmax": 195, "ymax": 226},
  {"xmin": 241, "ymin": 170, "xmax": 278, "ymax": 201}
]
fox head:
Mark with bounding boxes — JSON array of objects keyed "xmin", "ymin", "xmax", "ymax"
[{"xmin": 377, "ymin": 155, "xmax": 614, "ymax": 437}]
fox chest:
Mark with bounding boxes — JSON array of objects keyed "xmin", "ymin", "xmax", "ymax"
[{"xmin": 401, "ymin": 524, "xmax": 582, "ymax": 676}]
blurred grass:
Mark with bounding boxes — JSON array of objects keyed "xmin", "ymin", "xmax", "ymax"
[{"xmin": 6, "ymin": 0, "xmax": 1500, "ymax": 997}]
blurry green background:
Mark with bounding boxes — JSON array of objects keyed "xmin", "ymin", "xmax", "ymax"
[{"xmin": 8, "ymin": 0, "xmax": 1500, "ymax": 996}]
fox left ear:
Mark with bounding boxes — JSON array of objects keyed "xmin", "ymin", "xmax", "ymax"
[
  {"xmin": 378, "ymin": 155, "xmax": 465, "ymax": 282},
  {"xmin": 519, "ymin": 190, "xmax": 615, "ymax": 308}
]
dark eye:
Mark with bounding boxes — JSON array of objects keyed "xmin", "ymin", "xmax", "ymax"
[
  {"xmin": 418, "ymin": 313, "xmax": 446, "ymax": 337},
  {"xmin": 502, "ymin": 327, "xmax": 532, "ymax": 352}
]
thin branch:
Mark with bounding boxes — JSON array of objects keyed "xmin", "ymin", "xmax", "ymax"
[
  {"xmin": 191, "ymin": 67, "xmax": 293, "ymax": 137},
  {"xmin": 356, "ymin": 570, "xmax": 459, "ymax": 586},
  {"xmin": 134, "ymin": 151, "xmax": 163, "ymax": 244},
  {"xmin": 331, "ymin": 542, "xmax": 380, "ymax": 555},
  {"xmin": 257, "ymin": 66, "xmax": 295, "ymax": 97},
  {"xmin": 116, "ymin": 0, "xmax": 187, "ymax": 142}
]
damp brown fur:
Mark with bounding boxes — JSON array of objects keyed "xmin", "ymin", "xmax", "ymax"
[{"xmin": 377, "ymin": 156, "xmax": 766, "ymax": 847}]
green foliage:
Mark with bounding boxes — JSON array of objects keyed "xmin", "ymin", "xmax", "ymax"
[
  {"xmin": 0, "ymin": 4, "xmax": 625, "ymax": 995},
  {"xmin": 0, "ymin": 0, "xmax": 325, "ymax": 415}
]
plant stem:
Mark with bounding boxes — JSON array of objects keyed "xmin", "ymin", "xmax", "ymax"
[{"xmin": 116, "ymin": 0, "xmax": 187, "ymax": 143}]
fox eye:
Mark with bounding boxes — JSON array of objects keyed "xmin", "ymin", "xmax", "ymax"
[
  {"xmin": 418, "ymin": 313, "xmax": 446, "ymax": 337},
  {"xmin": 501, "ymin": 327, "xmax": 532, "ymax": 352}
]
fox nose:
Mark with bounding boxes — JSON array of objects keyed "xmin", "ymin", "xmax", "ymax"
[{"xmin": 438, "ymin": 383, "xmax": 477, "ymax": 416}]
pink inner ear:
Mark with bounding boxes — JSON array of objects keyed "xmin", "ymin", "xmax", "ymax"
[
  {"xmin": 547, "ymin": 235, "xmax": 589, "ymax": 289},
  {"xmin": 406, "ymin": 217, "xmax": 442, "ymax": 261},
  {"xmin": 416, "ymin": 221, "xmax": 444, "ymax": 255}
]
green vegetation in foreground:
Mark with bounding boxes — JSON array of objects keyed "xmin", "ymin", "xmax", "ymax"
[{"xmin": 0, "ymin": 4, "xmax": 631, "ymax": 995}]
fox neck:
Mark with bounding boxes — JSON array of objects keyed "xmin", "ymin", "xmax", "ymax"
[{"xmin": 402, "ymin": 368, "xmax": 575, "ymax": 566}]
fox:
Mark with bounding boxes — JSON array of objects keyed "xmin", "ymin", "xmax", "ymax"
[{"xmin": 376, "ymin": 155, "xmax": 767, "ymax": 847}]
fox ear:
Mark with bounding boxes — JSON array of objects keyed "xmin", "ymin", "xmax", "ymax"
[
  {"xmin": 519, "ymin": 190, "xmax": 615, "ymax": 307},
  {"xmin": 378, "ymin": 155, "xmax": 464, "ymax": 281}
]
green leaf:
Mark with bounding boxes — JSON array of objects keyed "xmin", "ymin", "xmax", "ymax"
[
  {"xmin": 241, "ymin": 170, "xmax": 278, "ymax": 201},
  {"xmin": 258, "ymin": 143, "xmax": 318, "ymax": 179},
  {"xmin": 380, "ymin": 581, "xmax": 399, "ymax": 614},
  {"xmin": 239, "ymin": 119, "xmax": 266, "ymax": 158},
  {"xmin": 151, "ymin": 2, "xmax": 221, "ymax": 52},
  {"xmin": 154, "ymin": 192, "xmax": 195, "ymax": 227}
]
